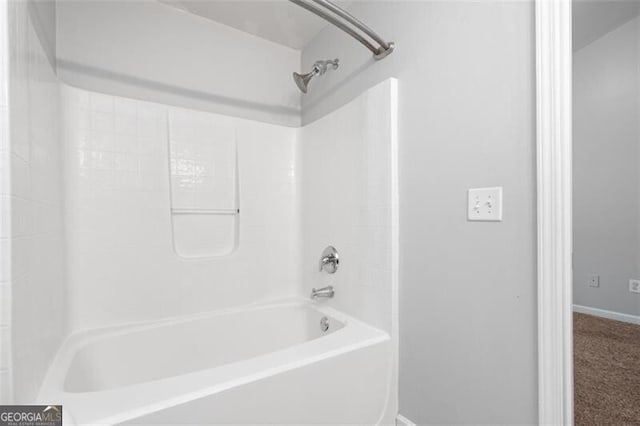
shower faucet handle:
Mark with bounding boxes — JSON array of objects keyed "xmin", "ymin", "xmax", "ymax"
[{"xmin": 319, "ymin": 246, "xmax": 339, "ymax": 274}]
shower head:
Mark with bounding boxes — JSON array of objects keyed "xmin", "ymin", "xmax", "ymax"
[
  {"xmin": 292, "ymin": 59, "xmax": 339, "ymax": 94},
  {"xmin": 293, "ymin": 69, "xmax": 318, "ymax": 94}
]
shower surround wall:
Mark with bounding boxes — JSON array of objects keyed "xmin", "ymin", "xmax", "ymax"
[
  {"xmin": 0, "ymin": 0, "xmax": 9, "ymax": 403},
  {"xmin": 61, "ymin": 85, "xmax": 299, "ymax": 330},
  {"xmin": 61, "ymin": 78, "xmax": 397, "ymax": 344},
  {"xmin": 40, "ymin": 78, "xmax": 397, "ymax": 425},
  {"xmin": 300, "ymin": 79, "xmax": 399, "ymax": 423},
  {"xmin": 2, "ymin": 0, "xmax": 66, "ymax": 403},
  {"xmin": 301, "ymin": 79, "xmax": 398, "ymax": 334},
  {"xmin": 52, "ymin": 78, "xmax": 398, "ymax": 426}
]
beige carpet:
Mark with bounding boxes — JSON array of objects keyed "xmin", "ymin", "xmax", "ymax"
[{"xmin": 574, "ymin": 313, "xmax": 640, "ymax": 425}]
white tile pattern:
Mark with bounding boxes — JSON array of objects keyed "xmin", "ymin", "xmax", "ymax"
[
  {"xmin": 169, "ymin": 109, "xmax": 239, "ymax": 257},
  {"xmin": 0, "ymin": 0, "xmax": 11, "ymax": 404},
  {"xmin": 60, "ymin": 81, "xmax": 397, "ymax": 349},
  {"xmin": 62, "ymin": 86, "xmax": 300, "ymax": 330},
  {"xmin": 301, "ymin": 80, "xmax": 398, "ymax": 334},
  {"xmin": 4, "ymin": 0, "xmax": 66, "ymax": 403}
]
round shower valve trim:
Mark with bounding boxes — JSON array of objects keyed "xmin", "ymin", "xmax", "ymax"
[{"xmin": 319, "ymin": 246, "xmax": 339, "ymax": 274}]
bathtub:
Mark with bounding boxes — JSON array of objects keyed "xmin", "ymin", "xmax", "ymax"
[{"xmin": 38, "ymin": 300, "xmax": 393, "ymax": 425}]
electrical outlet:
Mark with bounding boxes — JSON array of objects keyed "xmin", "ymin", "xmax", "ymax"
[
  {"xmin": 629, "ymin": 280, "xmax": 640, "ymax": 294},
  {"xmin": 467, "ymin": 187, "xmax": 503, "ymax": 221},
  {"xmin": 588, "ymin": 274, "xmax": 599, "ymax": 287}
]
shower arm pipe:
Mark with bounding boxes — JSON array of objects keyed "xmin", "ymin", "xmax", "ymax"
[{"xmin": 289, "ymin": 0, "xmax": 394, "ymax": 60}]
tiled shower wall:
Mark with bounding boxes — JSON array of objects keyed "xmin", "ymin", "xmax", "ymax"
[
  {"xmin": 0, "ymin": 0, "xmax": 11, "ymax": 403},
  {"xmin": 4, "ymin": 0, "xmax": 66, "ymax": 403},
  {"xmin": 300, "ymin": 79, "xmax": 398, "ymax": 335},
  {"xmin": 61, "ymin": 85, "xmax": 300, "ymax": 331},
  {"xmin": 299, "ymin": 79, "xmax": 399, "ymax": 423}
]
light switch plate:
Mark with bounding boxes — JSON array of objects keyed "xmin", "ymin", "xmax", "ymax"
[
  {"xmin": 588, "ymin": 274, "xmax": 599, "ymax": 287},
  {"xmin": 468, "ymin": 187, "xmax": 503, "ymax": 221},
  {"xmin": 629, "ymin": 279, "xmax": 640, "ymax": 294}
]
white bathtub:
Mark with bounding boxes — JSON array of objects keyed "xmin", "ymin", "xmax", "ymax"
[{"xmin": 38, "ymin": 300, "xmax": 393, "ymax": 425}]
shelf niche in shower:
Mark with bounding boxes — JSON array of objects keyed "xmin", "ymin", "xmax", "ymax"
[{"xmin": 168, "ymin": 110, "xmax": 239, "ymax": 258}]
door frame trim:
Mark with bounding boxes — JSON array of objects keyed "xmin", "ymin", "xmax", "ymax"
[{"xmin": 535, "ymin": 0, "xmax": 573, "ymax": 424}]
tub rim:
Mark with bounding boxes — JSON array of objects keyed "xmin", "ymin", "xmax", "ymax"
[{"xmin": 37, "ymin": 297, "xmax": 389, "ymax": 425}]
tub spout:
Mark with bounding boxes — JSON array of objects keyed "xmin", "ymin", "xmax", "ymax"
[{"xmin": 310, "ymin": 285, "xmax": 334, "ymax": 299}]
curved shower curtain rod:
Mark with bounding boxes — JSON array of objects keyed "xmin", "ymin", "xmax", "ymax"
[{"xmin": 289, "ymin": 0, "xmax": 394, "ymax": 60}]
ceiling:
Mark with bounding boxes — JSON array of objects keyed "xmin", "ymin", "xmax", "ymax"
[
  {"xmin": 573, "ymin": 0, "xmax": 640, "ymax": 51},
  {"xmin": 161, "ymin": 0, "xmax": 640, "ymax": 52},
  {"xmin": 160, "ymin": 0, "xmax": 352, "ymax": 50}
]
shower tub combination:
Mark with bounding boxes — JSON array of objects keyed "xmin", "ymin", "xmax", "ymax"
[
  {"xmin": 35, "ymin": 75, "xmax": 399, "ymax": 425},
  {"xmin": 5, "ymin": 0, "xmax": 399, "ymax": 423},
  {"xmin": 39, "ymin": 300, "xmax": 393, "ymax": 425}
]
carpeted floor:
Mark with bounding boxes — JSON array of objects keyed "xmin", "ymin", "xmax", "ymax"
[{"xmin": 574, "ymin": 313, "xmax": 640, "ymax": 425}]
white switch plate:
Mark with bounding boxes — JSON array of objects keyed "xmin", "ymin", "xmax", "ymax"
[
  {"xmin": 588, "ymin": 274, "xmax": 599, "ymax": 287},
  {"xmin": 629, "ymin": 279, "xmax": 640, "ymax": 294},
  {"xmin": 467, "ymin": 187, "xmax": 503, "ymax": 221}
]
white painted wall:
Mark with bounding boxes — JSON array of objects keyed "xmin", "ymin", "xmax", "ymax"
[
  {"xmin": 573, "ymin": 0, "xmax": 640, "ymax": 51},
  {"xmin": 573, "ymin": 17, "xmax": 640, "ymax": 317},
  {"xmin": 301, "ymin": 1, "xmax": 537, "ymax": 423},
  {"xmin": 26, "ymin": 0, "xmax": 56, "ymax": 69},
  {"xmin": 61, "ymin": 85, "xmax": 300, "ymax": 330},
  {"xmin": 5, "ymin": 0, "xmax": 67, "ymax": 403},
  {"xmin": 56, "ymin": 0, "xmax": 301, "ymax": 127}
]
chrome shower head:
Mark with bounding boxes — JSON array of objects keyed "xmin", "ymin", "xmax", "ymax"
[
  {"xmin": 293, "ymin": 69, "xmax": 318, "ymax": 94},
  {"xmin": 292, "ymin": 59, "xmax": 339, "ymax": 94}
]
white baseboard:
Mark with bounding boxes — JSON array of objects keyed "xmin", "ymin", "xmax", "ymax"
[
  {"xmin": 396, "ymin": 414, "xmax": 416, "ymax": 426},
  {"xmin": 573, "ymin": 304, "xmax": 640, "ymax": 325}
]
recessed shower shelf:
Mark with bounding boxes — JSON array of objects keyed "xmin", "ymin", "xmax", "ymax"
[{"xmin": 171, "ymin": 208, "xmax": 240, "ymax": 215}]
